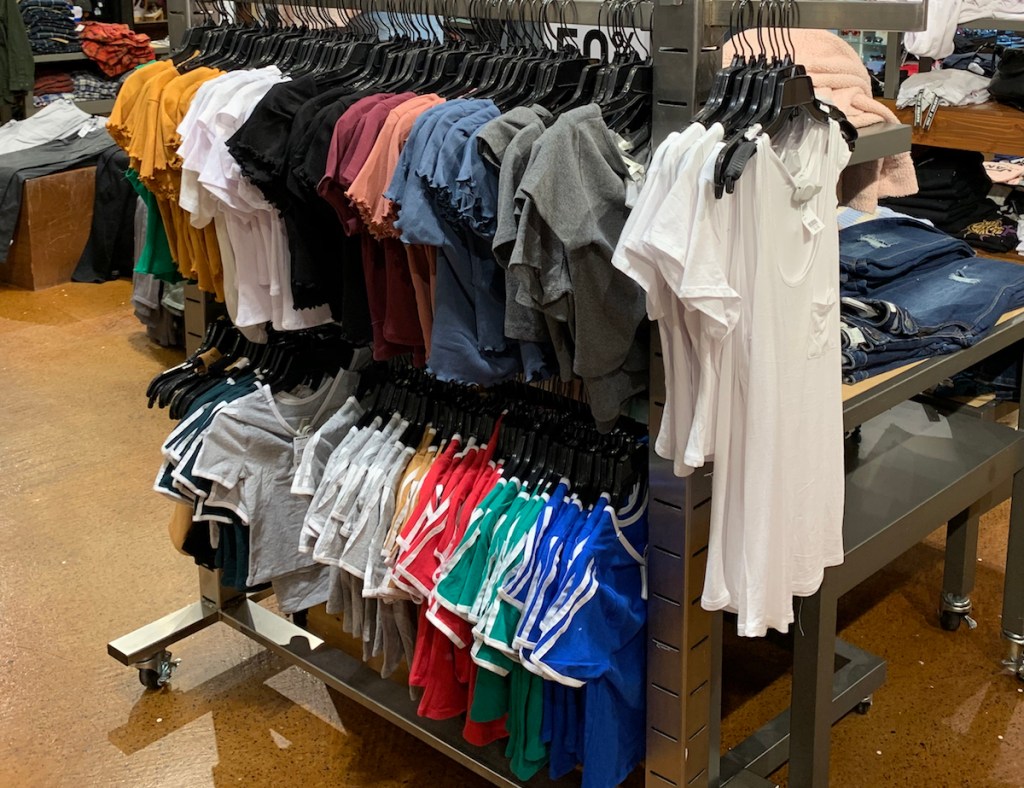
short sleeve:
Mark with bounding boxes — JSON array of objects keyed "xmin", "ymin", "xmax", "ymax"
[
  {"xmin": 646, "ymin": 141, "xmax": 740, "ymax": 341},
  {"xmin": 192, "ymin": 412, "xmax": 250, "ymax": 490},
  {"xmin": 529, "ymin": 570, "xmax": 636, "ymax": 685}
]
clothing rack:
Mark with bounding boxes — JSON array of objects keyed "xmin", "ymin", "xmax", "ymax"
[
  {"xmin": 109, "ymin": 1, "xmax": 1024, "ymax": 787},
  {"xmin": 643, "ymin": 5, "xmax": 1024, "ymax": 788}
]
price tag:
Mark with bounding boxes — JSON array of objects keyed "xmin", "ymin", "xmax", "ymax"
[
  {"xmin": 802, "ymin": 205, "xmax": 825, "ymax": 236},
  {"xmin": 293, "ymin": 435, "xmax": 310, "ymax": 469}
]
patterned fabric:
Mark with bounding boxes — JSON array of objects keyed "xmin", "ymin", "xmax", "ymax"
[
  {"xmin": 958, "ymin": 214, "xmax": 1021, "ymax": 253},
  {"xmin": 18, "ymin": 0, "xmax": 79, "ymax": 54},
  {"xmin": 79, "ymin": 21, "xmax": 153, "ymax": 77},
  {"xmin": 71, "ymin": 69, "xmax": 122, "ymax": 99}
]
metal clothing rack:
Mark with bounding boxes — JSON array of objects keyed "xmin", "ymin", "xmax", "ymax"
[
  {"xmin": 109, "ymin": 2, "xmax": 1024, "ymax": 788},
  {"xmin": 644, "ymin": 6, "xmax": 1024, "ymax": 788}
]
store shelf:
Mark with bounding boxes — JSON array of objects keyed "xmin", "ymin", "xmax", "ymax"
[
  {"xmin": 961, "ymin": 18, "xmax": 1024, "ymax": 32},
  {"xmin": 34, "ymin": 41, "xmax": 168, "ymax": 63},
  {"xmin": 842, "ymin": 307, "xmax": 1024, "ymax": 428},
  {"xmin": 977, "ymin": 249, "xmax": 1024, "ymax": 265},
  {"xmin": 707, "ymin": 0, "xmax": 928, "ymax": 32},
  {"xmin": 25, "ymin": 97, "xmax": 116, "ymax": 117},
  {"xmin": 33, "ymin": 51, "xmax": 88, "ymax": 64},
  {"xmin": 848, "ymin": 122, "xmax": 912, "ymax": 165},
  {"xmin": 880, "ymin": 99, "xmax": 1024, "ymax": 157},
  {"xmin": 72, "ymin": 98, "xmax": 116, "ymax": 115}
]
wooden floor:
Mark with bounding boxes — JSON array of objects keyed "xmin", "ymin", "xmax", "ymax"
[{"xmin": 1, "ymin": 279, "xmax": 1022, "ymax": 787}]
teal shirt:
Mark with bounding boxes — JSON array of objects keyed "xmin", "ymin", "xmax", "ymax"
[{"xmin": 127, "ymin": 167, "xmax": 180, "ymax": 282}]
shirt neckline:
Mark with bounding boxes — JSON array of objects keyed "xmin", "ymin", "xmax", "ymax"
[{"xmin": 262, "ymin": 370, "xmax": 347, "ymax": 437}]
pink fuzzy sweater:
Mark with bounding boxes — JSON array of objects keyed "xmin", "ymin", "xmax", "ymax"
[{"xmin": 722, "ymin": 29, "xmax": 918, "ymax": 211}]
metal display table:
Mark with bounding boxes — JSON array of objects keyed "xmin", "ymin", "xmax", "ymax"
[
  {"xmin": 723, "ymin": 401, "xmax": 1024, "ymax": 788},
  {"xmin": 702, "ymin": 308, "xmax": 1024, "ymax": 788}
]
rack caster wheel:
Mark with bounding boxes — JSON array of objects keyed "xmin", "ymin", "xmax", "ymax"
[
  {"xmin": 133, "ymin": 650, "xmax": 178, "ymax": 691},
  {"xmin": 939, "ymin": 593, "xmax": 976, "ymax": 632},
  {"xmin": 854, "ymin": 696, "xmax": 873, "ymax": 715},
  {"xmin": 940, "ymin": 610, "xmax": 963, "ymax": 632}
]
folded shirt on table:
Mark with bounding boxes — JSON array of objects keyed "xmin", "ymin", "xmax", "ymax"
[{"xmin": 896, "ymin": 69, "xmax": 991, "ymax": 108}]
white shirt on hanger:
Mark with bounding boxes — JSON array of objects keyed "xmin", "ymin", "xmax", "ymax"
[
  {"xmin": 703, "ymin": 117, "xmax": 849, "ymax": 636},
  {"xmin": 613, "ymin": 124, "xmax": 705, "ymax": 476},
  {"xmin": 633, "ymin": 115, "xmax": 849, "ymax": 636}
]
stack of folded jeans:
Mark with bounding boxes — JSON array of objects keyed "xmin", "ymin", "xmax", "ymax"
[
  {"xmin": 880, "ymin": 148, "xmax": 997, "ymax": 235},
  {"xmin": 18, "ymin": 0, "xmax": 80, "ymax": 55},
  {"xmin": 932, "ymin": 345, "xmax": 1021, "ymax": 402},
  {"xmin": 840, "ymin": 217, "xmax": 1024, "ymax": 381}
]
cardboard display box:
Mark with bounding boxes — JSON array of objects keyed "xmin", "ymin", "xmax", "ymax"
[{"xmin": 1, "ymin": 166, "xmax": 96, "ymax": 290}]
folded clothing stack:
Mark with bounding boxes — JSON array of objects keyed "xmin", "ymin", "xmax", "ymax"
[
  {"xmin": 932, "ymin": 344, "xmax": 1021, "ymax": 403},
  {"xmin": 71, "ymin": 70, "xmax": 123, "ymax": 100},
  {"xmin": 957, "ymin": 209, "xmax": 1021, "ymax": 254},
  {"xmin": 19, "ymin": 0, "xmax": 80, "ymax": 55},
  {"xmin": 33, "ymin": 70, "xmax": 73, "ymax": 107},
  {"xmin": 880, "ymin": 148, "xmax": 998, "ymax": 235},
  {"xmin": 984, "ymin": 156, "xmax": 1024, "ymax": 186},
  {"xmin": 941, "ymin": 50, "xmax": 1000, "ymax": 77},
  {"xmin": 989, "ymin": 48, "xmax": 1024, "ymax": 111},
  {"xmin": 79, "ymin": 21, "xmax": 154, "ymax": 77},
  {"xmin": 839, "ymin": 217, "xmax": 1024, "ymax": 382}
]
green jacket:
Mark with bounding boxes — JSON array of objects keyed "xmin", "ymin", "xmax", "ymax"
[{"xmin": 1, "ymin": 0, "xmax": 33, "ymax": 110}]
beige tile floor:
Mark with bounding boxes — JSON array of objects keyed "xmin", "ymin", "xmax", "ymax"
[{"xmin": 1, "ymin": 280, "xmax": 1023, "ymax": 787}]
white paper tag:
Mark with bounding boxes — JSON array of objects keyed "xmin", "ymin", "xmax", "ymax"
[
  {"xmin": 292, "ymin": 434, "xmax": 310, "ymax": 469},
  {"xmin": 622, "ymin": 154, "xmax": 646, "ymax": 184},
  {"xmin": 842, "ymin": 325, "xmax": 867, "ymax": 348},
  {"xmin": 802, "ymin": 205, "xmax": 825, "ymax": 236},
  {"xmin": 612, "ymin": 131, "xmax": 635, "ymax": 153}
]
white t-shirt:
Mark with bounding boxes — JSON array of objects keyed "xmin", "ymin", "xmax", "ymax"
[
  {"xmin": 177, "ymin": 67, "xmax": 333, "ymax": 334},
  {"xmin": 643, "ymin": 124, "xmax": 729, "ymax": 471},
  {"xmin": 613, "ymin": 123, "xmax": 724, "ymax": 477},
  {"xmin": 905, "ymin": 0, "xmax": 1024, "ymax": 59},
  {"xmin": 693, "ymin": 117, "xmax": 849, "ymax": 636}
]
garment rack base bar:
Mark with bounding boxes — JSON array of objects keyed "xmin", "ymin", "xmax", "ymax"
[
  {"xmin": 108, "ymin": 600, "xmax": 219, "ymax": 665},
  {"xmin": 108, "ymin": 570, "xmax": 563, "ymax": 788},
  {"xmin": 719, "ymin": 639, "xmax": 887, "ymax": 786}
]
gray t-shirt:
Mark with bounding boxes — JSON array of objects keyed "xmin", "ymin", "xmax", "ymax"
[
  {"xmin": 193, "ymin": 370, "xmax": 359, "ymax": 587},
  {"xmin": 299, "ymin": 415, "xmax": 384, "ymax": 554},
  {"xmin": 509, "ymin": 104, "xmax": 648, "ymax": 425},
  {"xmin": 489, "ymin": 109, "xmax": 554, "ymax": 345},
  {"xmin": 291, "ymin": 396, "xmax": 366, "ymax": 497}
]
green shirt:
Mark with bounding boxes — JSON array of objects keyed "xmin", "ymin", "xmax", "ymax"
[{"xmin": 127, "ymin": 167, "xmax": 179, "ymax": 282}]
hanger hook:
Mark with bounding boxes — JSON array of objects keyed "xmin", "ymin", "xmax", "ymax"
[
  {"xmin": 631, "ymin": 0, "xmax": 649, "ymax": 59},
  {"xmin": 785, "ymin": 0, "xmax": 797, "ymax": 61}
]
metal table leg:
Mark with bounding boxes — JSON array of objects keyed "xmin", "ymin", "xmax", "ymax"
[
  {"xmin": 940, "ymin": 509, "xmax": 979, "ymax": 631},
  {"xmin": 788, "ymin": 589, "xmax": 839, "ymax": 788},
  {"xmin": 1003, "ymin": 469, "xmax": 1024, "ymax": 678}
]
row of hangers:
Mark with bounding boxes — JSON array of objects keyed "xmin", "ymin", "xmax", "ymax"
[
  {"xmin": 698, "ymin": 0, "xmax": 858, "ymax": 197},
  {"xmin": 355, "ymin": 360, "xmax": 648, "ymax": 507},
  {"xmin": 171, "ymin": 0, "xmax": 652, "ymax": 136},
  {"xmin": 147, "ymin": 317, "xmax": 359, "ymax": 419},
  {"xmin": 148, "ymin": 318, "xmax": 645, "ymax": 506}
]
